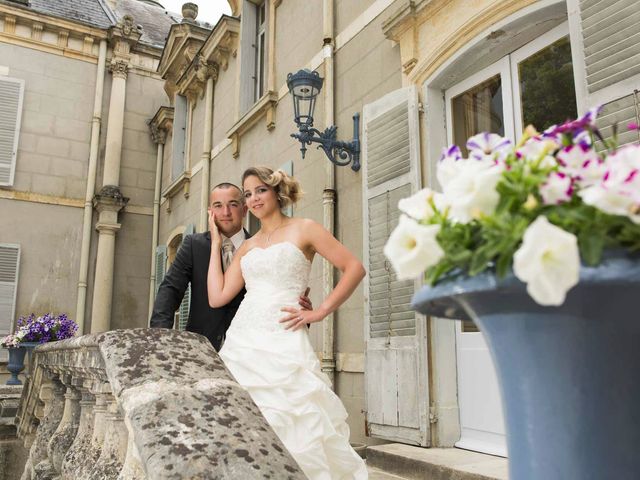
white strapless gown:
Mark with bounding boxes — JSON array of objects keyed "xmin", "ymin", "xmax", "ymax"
[{"xmin": 219, "ymin": 242, "xmax": 368, "ymax": 480}]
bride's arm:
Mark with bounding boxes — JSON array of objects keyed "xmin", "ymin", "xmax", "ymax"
[
  {"xmin": 281, "ymin": 219, "xmax": 365, "ymax": 330},
  {"xmin": 206, "ymin": 213, "xmax": 246, "ymax": 308}
]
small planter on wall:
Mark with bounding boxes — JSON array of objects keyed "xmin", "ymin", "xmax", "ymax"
[
  {"xmin": 412, "ymin": 250, "xmax": 640, "ymax": 480},
  {"xmin": 5, "ymin": 342, "xmax": 38, "ymax": 385}
]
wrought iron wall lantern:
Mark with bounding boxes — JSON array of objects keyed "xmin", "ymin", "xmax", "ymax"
[{"xmin": 286, "ymin": 69, "xmax": 361, "ymax": 172}]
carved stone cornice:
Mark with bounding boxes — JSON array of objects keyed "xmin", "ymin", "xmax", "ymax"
[{"xmin": 149, "ymin": 124, "xmax": 166, "ymax": 145}]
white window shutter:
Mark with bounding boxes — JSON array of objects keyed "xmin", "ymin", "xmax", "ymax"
[
  {"xmin": 155, "ymin": 245, "xmax": 167, "ymax": 294},
  {"xmin": 0, "ymin": 244, "xmax": 20, "ymax": 361},
  {"xmin": 0, "ymin": 77, "xmax": 25, "ymax": 186},
  {"xmin": 596, "ymin": 92, "xmax": 640, "ymax": 149},
  {"xmin": 580, "ymin": 0, "xmax": 640, "ymax": 95},
  {"xmin": 572, "ymin": 0, "xmax": 640, "ymax": 146},
  {"xmin": 239, "ymin": 0, "xmax": 258, "ymax": 114},
  {"xmin": 362, "ymin": 86, "xmax": 430, "ymax": 446},
  {"xmin": 178, "ymin": 224, "xmax": 195, "ymax": 331}
]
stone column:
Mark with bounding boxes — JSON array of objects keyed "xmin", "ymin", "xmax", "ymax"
[
  {"xmin": 197, "ymin": 60, "xmax": 218, "ymax": 231},
  {"xmin": 148, "ymin": 125, "xmax": 166, "ymax": 318},
  {"xmin": 90, "ymin": 16, "xmax": 140, "ymax": 334},
  {"xmin": 90, "ymin": 189, "xmax": 128, "ymax": 333}
]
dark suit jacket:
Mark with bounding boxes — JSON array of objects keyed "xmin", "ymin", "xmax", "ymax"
[{"xmin": 150, "ymin": 230, "xmax": 248, "ymax": 350}]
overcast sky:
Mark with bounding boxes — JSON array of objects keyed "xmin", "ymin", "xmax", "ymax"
[{"xmin": 159, "ymin": 0, "xmax": 231, "ymax": 25}]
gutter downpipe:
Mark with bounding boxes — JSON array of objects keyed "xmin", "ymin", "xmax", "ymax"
[
  {"xmin": 321, "ymin": 0, "xmax": 337, "ymax": 388},
  {"xmin": 75, "ymin": 39, "xmax": 108, "ymax": 335}
]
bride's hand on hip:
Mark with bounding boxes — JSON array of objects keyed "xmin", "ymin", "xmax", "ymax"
[{"xmin": 280, "ymin": 305, "xmax": 325, "ymax": 331}]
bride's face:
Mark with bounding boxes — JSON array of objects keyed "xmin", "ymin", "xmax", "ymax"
[{"xmin": 243, "ymin": 175, "xmax": 279, "ymax": 218}]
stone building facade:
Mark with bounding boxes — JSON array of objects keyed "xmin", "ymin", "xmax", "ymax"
[{"xmin": 1, "ymin": 0, "xmax": 638, "ymax": 461}]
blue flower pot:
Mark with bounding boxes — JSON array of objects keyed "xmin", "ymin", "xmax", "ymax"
[
  {"xmin": 5, "ymin": 342, "xmax": 39, "ymax": 385},
  {"xmin": 412, "ymin": 250, "xmax": 640, "ymax": 480},
  {"xmin": 6, "ymin": 347, "xmax": 27, "ymax": 385}
]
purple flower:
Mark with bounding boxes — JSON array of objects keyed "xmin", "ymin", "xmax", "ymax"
[{"xmin": 6, "ymin": 313, "xmax": 78, "ymax": 346}]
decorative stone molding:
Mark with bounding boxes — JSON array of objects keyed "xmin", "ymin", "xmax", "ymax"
[
  {"xmin": 108, "ymin": 59, "xmax": 129, "ymax": 79},
  {"xmin": 3, "ymin": 14, "xmax": 16, "ymax": 34},
  {"xmin": 93, "ymin": 185, "xmax": 129, "ymax": 212},
  {"xmin": 57, "ymin": 30, "xmax": 69, "ymax": 48},
  {"xmin": 15, "ymin": 329, "xmax": 306, "ymax": 479},
  {"xmin": 148, "ymin": 106, "xmax": 174, "ymax": 145},
  {"xmin": 227, "ymin": 91, "xmax": 278, "ymax": 158},
  {"xmin": 31, "ymin": 21, "xmax": 43, "ymax": 41},
  {"xmin": 162, "ymin": 171, "xmax": 191, "ymax": 201}
]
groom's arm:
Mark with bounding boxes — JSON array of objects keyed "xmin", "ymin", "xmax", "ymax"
[{"xmin": 150, "ymin": 235, "xmax": 194, "ymax": 328}]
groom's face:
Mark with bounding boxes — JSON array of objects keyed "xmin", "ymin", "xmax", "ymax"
[{"xmin": 209, "ymin": 186, "xmax": 246, "ymax": 237}]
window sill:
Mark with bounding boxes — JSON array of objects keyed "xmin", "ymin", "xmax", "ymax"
[
  {"xmin": 227, "ymin": 91, "xmax": 278, "ymax": 158},
  {"xmin": 162, "ymin": 171, "xmax": 191, "ymax": 212}
]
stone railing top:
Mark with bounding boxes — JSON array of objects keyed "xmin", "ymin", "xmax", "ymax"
[{"xmin": 16, "ymin": 329, "xmax": 306, "ymax": 479}]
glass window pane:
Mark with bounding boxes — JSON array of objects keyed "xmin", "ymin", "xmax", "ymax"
[
  {"xmin": 452, "ymin": 74, "xmax": 504, "ymax": 156},
  {"xmin": 518, "ymin": 36, "xmax": 577, "ymax": 131}
]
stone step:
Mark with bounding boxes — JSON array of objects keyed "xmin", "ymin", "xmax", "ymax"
[
  {"xmin": 368, "ymin": 466, "xmax": 411, "ymax": 479},
  {"xmin": 367, "ymin": 444, "xmax": 508, "ymax": 480}
]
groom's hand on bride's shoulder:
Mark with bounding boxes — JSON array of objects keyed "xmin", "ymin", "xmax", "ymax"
[{"xmin": 299, "ymin": 287, "xmax": 312, "ymax": 311}]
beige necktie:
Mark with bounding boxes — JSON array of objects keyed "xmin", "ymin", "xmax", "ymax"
[{"xmin": 222, "ymin": 238, "xmax": 235, "ymax": 272}]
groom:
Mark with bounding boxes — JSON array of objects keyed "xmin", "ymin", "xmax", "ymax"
[{"xmin": 150, "ymin": 183, "xmax": 311, "ymax": 350}]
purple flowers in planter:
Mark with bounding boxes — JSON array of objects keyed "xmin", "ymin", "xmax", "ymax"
[{"xmin": 0, "ymin": 313, "xmax": 78, "ymax": 348}]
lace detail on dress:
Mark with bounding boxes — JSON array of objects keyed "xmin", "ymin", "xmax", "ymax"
[{"xmin": 229, "ymin": 242, "xmax": 312, "ymax": 333}]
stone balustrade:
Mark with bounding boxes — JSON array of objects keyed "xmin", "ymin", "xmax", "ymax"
[{"xmin": 14, "ymin": 329, "xmax": 306, "ymax": 479}]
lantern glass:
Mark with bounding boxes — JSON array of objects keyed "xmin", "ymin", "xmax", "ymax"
[{"xmin": 287, "ymin": 69, "xmax": 323, "ymax": 128}]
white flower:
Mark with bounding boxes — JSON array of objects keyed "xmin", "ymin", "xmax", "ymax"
[
  {"xmin": 383, "ymin": 215, "xmax": 444, "ymax": 280},
  {"xmin": 398, "ymin": 188, "xmax": 445, "ymax": 221},
  {"xmin": 556, "ymin": 145, "xmax": 603, "ymax": 186},
  {"xmin": 442, "ymin": 161, "xmax": 504, "ymax": 222},
  {"xmin": 579, "ymin": 144, "xmax": 640, "ymax": 223},
  {"xmin": 466, "ymin": 132, "xmax": 512, "ymax": 162},
  {"xmin": 517, "ymin": 137, "xmax": 558, "ymax": 168},
  {"xmin": 513, "ymin": 216, "xmax": 580, "ymax": 306},
  {"xmin": 539, "ymin": 172, "xmax": 573, "ymax": 205}
]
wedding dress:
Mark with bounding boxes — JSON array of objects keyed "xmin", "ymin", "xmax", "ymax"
[{"xmin": 219, "ymin": 241, "xmax": 368, "ymax": 480}]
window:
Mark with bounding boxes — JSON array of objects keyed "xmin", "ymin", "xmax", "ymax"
[
  {"xmin": 445, "ymin": 23, "xmax": 576, "ymax": 149},
  {"xmin": 171, "ymin": 94, "xmax": 187, "ymax": 181},
  {"xmin": 254, "ymin": 1, "xmax": 267, "ymax": 103},
  {"xmin": 239, "ymin": 0, "xmax": 269, "ymax": 114},
  {"xmin": 0, "ymin": 76, "xmax": 24, "ymax": 187},
  {"xmin": 0, "ymin": 244, "xmax": 20, "ymax": 361}
]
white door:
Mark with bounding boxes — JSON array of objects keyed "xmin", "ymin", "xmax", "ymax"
[
  {"xmin": 445, "ymin": 60, "xmax": 511, "ymax": 457},
  {"xmin": 443, "ymin": 21, "xmax": 577, "ymax": 457}
]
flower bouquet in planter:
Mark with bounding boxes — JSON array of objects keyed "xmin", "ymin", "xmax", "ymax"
[
  {"xmin": 1, "ymin": 313, "xmax": 78, "ymax": 385},
  {"xmin": 384, "ymin": 109, "xmax": 640, "ymax": 480}
]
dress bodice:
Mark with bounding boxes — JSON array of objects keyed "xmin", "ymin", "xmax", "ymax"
[{"xmin": 230, "ymin": 241, "xmax": 312, "ymax": 333}]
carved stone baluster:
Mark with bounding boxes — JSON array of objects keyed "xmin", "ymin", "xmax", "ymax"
[
  {"xmin": 117, "ymin": 430, "xmax": 146, "ymax": 479},
  {"xmin": 85, "ymin": 381, "xmax": 110, "ymax": 470},
  {"xmin": 30, "ymin": 376, "xmax": 65, "ymax": 480},
  {"xmin": 88, "ymin": 396, "xmax": 129, "ymax": 477},
  {"xmin": 60, "ymin": 377, "xmax": 96, "ymax": 479},
  {"xmin": 46, "ymin": 373, "xmax": 81, "ymax": 475}
]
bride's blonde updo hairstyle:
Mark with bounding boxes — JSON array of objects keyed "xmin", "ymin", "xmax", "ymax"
[{"xmin": 242, "ymin": 166, "xmax": 303, "ymax": 208}]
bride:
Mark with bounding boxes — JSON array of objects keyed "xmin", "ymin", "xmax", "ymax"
[{"xmin": 207, "ymin": 166, "xmax": 368, "ymax": 479}]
